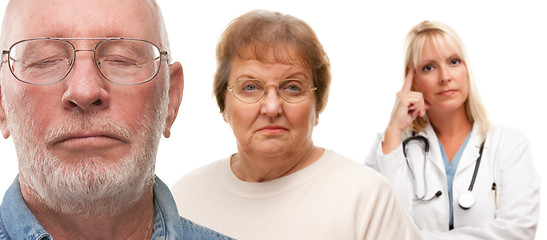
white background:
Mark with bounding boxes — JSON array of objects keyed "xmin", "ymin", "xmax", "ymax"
[{"xmin": 0, "ymin": 0, "xmax": 545, "ymax": 238}]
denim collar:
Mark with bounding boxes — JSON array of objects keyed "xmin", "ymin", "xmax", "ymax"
[
  {"xmin": 0, "ymin": 176, "xmax": 50, "ymax": 240},
  {"xmin": 0, "ymin": 175, "xmax": 183, "ymax": 240},
  {"xmin": 151, "ymin": 176, "xmax": 185, "ymax": 239}
]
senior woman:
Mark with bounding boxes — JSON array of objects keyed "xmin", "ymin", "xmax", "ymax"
[
  {"xmin": 365, "ymin": 21, "xmax": 540, "ymax": 239},
  {"xmin": 172, "ymin": 10, "xmax": 421, "ymax": 240}
]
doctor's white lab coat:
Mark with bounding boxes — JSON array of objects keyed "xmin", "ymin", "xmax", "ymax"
[{"xmin": 365, "ymin": 123, "xmax": 540, "ymax": 239}]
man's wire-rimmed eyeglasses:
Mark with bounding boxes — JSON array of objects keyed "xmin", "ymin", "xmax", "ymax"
[{"xmin": 1, "ymin": 37, "xmax": 168, "ymax": 85}]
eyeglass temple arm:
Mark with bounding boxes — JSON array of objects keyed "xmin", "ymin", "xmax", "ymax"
[
  {"xmin": 158, "ymin": 51, "xmax": 168, "ymax": 62},
  {"xmin": 1, "ymin": 50, "xmax": 8, "ymax": 64},
  {"xmin": 1, "ymin": 50, "xmax": 17, "ymax": 66}
]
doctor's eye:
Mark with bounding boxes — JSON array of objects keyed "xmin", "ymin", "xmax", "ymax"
[
  {"xmin": 450, "ymin": 58, "xmax": 462, "ymax": 66},
  {"xmin": 422, "ymin": 65, "xmax": 434, "ymax": 73}
]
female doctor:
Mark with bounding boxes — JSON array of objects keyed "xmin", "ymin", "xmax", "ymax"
[{"xmin": 365, "ymin": 21, "xmax": 540, "ymax": 239}]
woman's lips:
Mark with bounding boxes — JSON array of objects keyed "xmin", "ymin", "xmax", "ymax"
[
  {"xmin": 257, "ymin": 126, "xmax": 288, "ymax": 133},
  {"xmin": 438, "ymin": 89, "xmax": 456, "ymax": 96}
]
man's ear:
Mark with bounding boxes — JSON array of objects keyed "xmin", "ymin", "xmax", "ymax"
[
  {"xmin": 0, "ymin": 84, "xmax": 10, "ymax": 139},
  {"xmin": 163, "ymin": 62, "xmax": 183, "ymax": 138}
]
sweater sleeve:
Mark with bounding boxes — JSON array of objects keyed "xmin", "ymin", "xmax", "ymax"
[
  {"xmin": 358, "ymin": 176, "xmax": 423, "ymax": 240},
  {"xmin": 365, "ymin": 133, "xmax": 415, "ymax": 213}
]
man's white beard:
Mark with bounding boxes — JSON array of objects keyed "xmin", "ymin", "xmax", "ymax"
[{"xmin": 5, "ymin": 89, "xmax": 168, "ymax": 217}]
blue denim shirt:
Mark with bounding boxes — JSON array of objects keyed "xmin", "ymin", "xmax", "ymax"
[{"xmin": 0, "ymin": 176, "xmax": 232, "ymax": 240}]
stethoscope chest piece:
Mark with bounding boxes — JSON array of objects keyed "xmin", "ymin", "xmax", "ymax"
[{"xmin": 458, "ymin": 190, "xmax": 475, "ymax": 210}]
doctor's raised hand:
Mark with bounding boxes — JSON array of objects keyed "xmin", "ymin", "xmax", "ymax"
[
  {"xmin": 365, "ymin": 20, "xmax": 540, "ymax": 240},
  {"xmin": 382, "ymin": 66, "xmax": 430, "ymax": 155}
]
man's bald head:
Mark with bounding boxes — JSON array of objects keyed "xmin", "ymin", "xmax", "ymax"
[{"xmin": 0, "ymin": 0, "xmax": 171, "ymax": 60}]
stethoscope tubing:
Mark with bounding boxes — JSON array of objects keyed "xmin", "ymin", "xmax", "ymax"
[
  {"xmin": 403, "ymin": 133, "xmax": 486, "ymax": 209},
  {"xmin": 468, "ymin": 140, "xmax": 486, "ymax": 192}
]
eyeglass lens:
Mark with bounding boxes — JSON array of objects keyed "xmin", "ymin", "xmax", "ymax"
[
  {"xmin": 230, "ymin": 79, "xmax": 315, "ymax": 103},
  {"xmin": 7, "ymin": 39, "xmax": 162, "ymax": 85}
]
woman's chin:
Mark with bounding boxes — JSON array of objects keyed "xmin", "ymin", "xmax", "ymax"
[{"xmin": 249, "ymin": 141, "xmax": 292, "ymax": 157}]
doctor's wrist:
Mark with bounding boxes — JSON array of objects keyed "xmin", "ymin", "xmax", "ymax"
[{"xmin": 382, "ymin": 127, "xmax": 403, "ymax": 155}]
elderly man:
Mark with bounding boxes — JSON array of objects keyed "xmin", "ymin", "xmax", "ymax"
[{"xmin": 0, "ymin": 0, "xmax": 230, "ymax": 239}]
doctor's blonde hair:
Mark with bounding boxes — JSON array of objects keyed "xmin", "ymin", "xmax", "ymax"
[{"xmin": 404, "ymin": 20, "xmax": 490, "ymax": 137}]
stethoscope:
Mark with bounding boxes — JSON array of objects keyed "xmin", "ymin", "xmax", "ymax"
[{"xmin": 402, "ymin": 134, "xmax": 486, "ymax": 210}]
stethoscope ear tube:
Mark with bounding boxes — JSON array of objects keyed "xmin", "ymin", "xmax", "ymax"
[
  {"xmin": 402, "ymin": 135, "xmax": 429, "ymax": 158},
  {"xmin": 423, "ymin": 190, "xmax": 443, "ymax": 201},
  {"xmin": 403, "ymin": 135, "xmax": 429, "ymax": 200}
]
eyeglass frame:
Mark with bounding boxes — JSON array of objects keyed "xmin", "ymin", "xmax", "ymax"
[
  {"xmin": 0, "ymin": 37, "xmax": 169, "ymax": 86},
  {"xmin": 227, "ymin": 78, "xmax": 317, "ymax": 104}
]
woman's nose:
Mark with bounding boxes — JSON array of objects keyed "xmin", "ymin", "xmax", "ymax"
[{"xmin": 259, "ymin": 86, "xmax": 283, "ymax": 117}]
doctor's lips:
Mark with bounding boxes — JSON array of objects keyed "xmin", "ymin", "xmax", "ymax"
[
  {"xmin": 257, "ymin": 125, "xmax": 288, "ymax": 133},
  {"xmin": 438, "ymin": 89, "xmax": 457, "ymax": 96}
]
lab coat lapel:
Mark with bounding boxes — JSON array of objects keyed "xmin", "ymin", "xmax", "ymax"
[
  {"xmin": 424, "ymin": 125, "xmax": 446, "ymax": 175},
  {"xmin": 456, "ymin": 123, "xmax": 482, "ymax": 171}
]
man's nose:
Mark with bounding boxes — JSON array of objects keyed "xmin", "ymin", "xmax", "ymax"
[
  {"xmin": 61, "ymin": 50, "xmax": 110, "ymax": 112},
  {"xmin": 259, "ymin": 87, "xmax": 283, "ymax": 118}
]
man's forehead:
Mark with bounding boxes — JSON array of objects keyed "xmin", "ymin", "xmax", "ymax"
[{"xmin": 4, "ymin": 0, "xmax": 160, "ymax": 44}]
